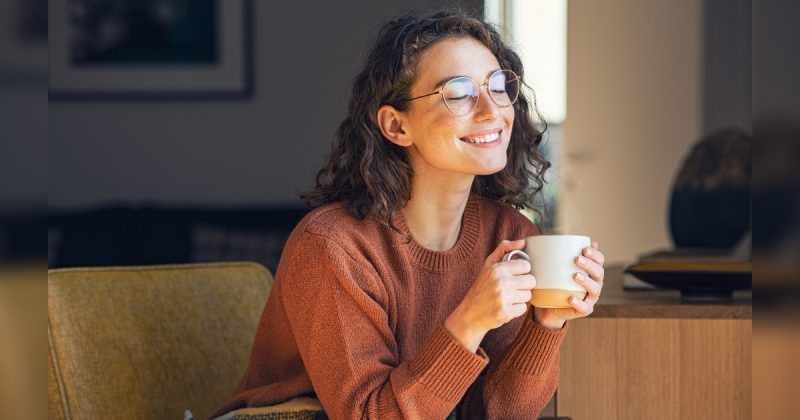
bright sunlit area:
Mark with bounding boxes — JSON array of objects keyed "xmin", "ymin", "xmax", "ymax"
[{"xmin": 485, "ymin": 0, "xmax": 567, "ymax": 232}]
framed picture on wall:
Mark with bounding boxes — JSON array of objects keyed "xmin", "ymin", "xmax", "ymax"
[{"xmin": 49, "ymin": 0, "xmax": 253, "ymax": 99}]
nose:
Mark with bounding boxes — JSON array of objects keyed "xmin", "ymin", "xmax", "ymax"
[{"xmin": 472, "ymin": 85, "xmax": 500, "ymax": 121}]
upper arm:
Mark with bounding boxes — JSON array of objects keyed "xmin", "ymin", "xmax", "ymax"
[{"xmin": 278, "ymin": 233, "xmax": 399, "ymax": 414}]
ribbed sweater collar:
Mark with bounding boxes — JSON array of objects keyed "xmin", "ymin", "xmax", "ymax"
[{"xmin": 392, "ymin": 194, "xmax": 481, "ymax": 273}]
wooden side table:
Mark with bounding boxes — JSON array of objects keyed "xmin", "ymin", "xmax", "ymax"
[{"xmin": 555, "ymin": 266, "xmax": 751, "ymax": 419}]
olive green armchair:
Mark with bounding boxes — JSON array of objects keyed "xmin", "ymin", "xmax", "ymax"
[{"xmin": 47, "ymin": 262, "xmax": 322, "ymax": 420}]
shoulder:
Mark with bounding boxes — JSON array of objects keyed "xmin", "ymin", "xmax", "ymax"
[
  {"xmin": 280, "ymin": 202, "xmax": 390, "ymax": 273},
  {"xmin": 277, "ymin": 203, "xmax": 389, "ymax": 303},
  {"xmin": 295, "ymin": 202, "xmax": 385, "ymax": 241},
  {"xmin": 296, "ymin": 202, "xmax": 358, "ymax": 235}
]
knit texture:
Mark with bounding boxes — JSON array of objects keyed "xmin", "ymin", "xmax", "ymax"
[{"xmin": 211, "ymin": 195, "xmax": 568, "ymax": 419}]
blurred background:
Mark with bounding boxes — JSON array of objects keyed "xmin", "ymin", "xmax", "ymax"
[
  {"xmin": 0, "ymin": 0, "xmax": 47, "ymax": 419},
  {"xmin": 39, "ymin": 0, "xmax": 750, "ymax": 272},
  {"xmin": 0, "ymin": 0, "xmax": 797, "ymax": 418}
]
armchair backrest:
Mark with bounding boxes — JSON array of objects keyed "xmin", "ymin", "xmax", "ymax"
[{"xmin": 48, "ymin": 262, "xmax": 272, "ymax": 420}]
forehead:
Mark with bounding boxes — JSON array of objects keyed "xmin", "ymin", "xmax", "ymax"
[{"xmin": 412, "ymin": 37, "xmax": 501, "ymax": 91}]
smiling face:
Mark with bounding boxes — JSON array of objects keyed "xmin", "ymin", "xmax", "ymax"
[{"xmin": 397, "ymin": 36, "xmax": 516, "ymax": 181}]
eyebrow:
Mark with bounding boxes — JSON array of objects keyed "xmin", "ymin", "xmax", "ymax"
[
  {"xmin": 430, "ymin": 69, "xmax": 502, "ymax": 90},
  {"xmin": 432, "ymin": 75, "xmax": 464, "ymax": 90}
]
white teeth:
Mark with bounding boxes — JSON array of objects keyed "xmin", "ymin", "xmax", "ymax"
[{"xmin": 462, "ymin": 132, "xmax": 500, "ymax": 143}]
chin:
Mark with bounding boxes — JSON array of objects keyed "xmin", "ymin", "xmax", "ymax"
[{"xmin": 474, "ymin": 161, "xmax": 508, "ymax": 176}]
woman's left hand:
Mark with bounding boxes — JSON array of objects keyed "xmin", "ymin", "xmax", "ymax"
[{"xmin": 533, "ymin": 240, "xmax": 605, "ymax": 329}]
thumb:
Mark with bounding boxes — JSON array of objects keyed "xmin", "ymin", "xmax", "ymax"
[{"xmin": 484, "ymin": 239, "xmax": 526, "ymax": 265}]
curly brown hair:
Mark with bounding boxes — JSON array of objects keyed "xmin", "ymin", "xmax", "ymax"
[{"xmin": 301, "ymin": 9, "xmax": 550, "ymax": 225}]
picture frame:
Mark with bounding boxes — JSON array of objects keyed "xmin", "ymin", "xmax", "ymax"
[{"xmin": 49, "ymin": 0, "xmax": 253, "ymax": 100}]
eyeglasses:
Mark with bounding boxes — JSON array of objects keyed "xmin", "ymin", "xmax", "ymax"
[{"xmin": 404, "ymin": 69, "xmax": 520, "ymax": 116}]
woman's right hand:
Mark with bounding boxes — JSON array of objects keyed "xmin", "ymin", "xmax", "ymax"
[{"xmin": 444, "ymin": 239, "xmax": 537, "ymax": 352}]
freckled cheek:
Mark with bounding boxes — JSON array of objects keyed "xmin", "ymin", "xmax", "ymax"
[
  {"xmin": 427, "ymin": 115, "xmax": 463, "ymax": 139},
  {"xmin": 503, "ymin": 109, "xmax": 515, "ymax": 129}
]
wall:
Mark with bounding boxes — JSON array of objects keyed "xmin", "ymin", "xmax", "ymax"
[
  {"xmin": 704, "ymin": 0, "xmax": 751, "ymax": 133},
  {"xmin": 559, "ymin": 0, "xmax": 704, "ymax": 264},
  {"xmin": 0, "ymin": 0, "xmax": 47, "ymax": 209},
  {"xmin": 49, "ymin": 0, "xmax": 481, "ymax": 210},
  {"xmin": 0, "ymin": 82, "xmax": 47, "ymax": 207}
]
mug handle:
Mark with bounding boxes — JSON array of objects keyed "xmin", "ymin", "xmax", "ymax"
[{"xmin": 502, "ymin": 249, "xmax": 530, "ymax": 262}]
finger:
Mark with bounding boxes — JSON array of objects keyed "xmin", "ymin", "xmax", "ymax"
[
  {"xmin": 485, "ymin": 239, "xmax": 526, "ymax": 264},
  {"xmin": 512, "ymin": 273, "xmax": 536, "ymax": 290},
  {"xmin": 582, "ymin": 246, "xmax": 605, "ymax": 266},
  {"xmin": 488, "ymin": 260, "xmax": 531, "ymax": 280},
  {"xmin": 512, "ymin": 289, "xmax": 533, "ymax": 305},
  {"xmin": 509, "ymin": 302, "xmax": 529, "ymax": 319},
  {"xmin": 574, "ymin": 272, "xmax": 602, "ymax": 298},
  {"xmin": 575, "ymin": 255, "xmax": 604, "ymax": 283},
  {"xmin": 591, "ymin": 240, "xmax": 599, "ymax": 249},
  {"xmin": 500, "ymin": 259, "xmax": 531, "ymax": 276},
  {"xmin": 569, "ymin": 296, "xmax": 594, "ymax": 316}
]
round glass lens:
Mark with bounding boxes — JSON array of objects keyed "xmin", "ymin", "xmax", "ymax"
[
  {"xmin": 488, "ymin": 70, "xmax": 519, "ymax": 107},
  {"xmin": 442, "ymin": 77, "xmax": 478, "ymax": 115}
]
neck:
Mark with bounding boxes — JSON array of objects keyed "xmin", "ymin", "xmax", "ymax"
[{"xmin": 401, "ymin": 174, "xmax": 474, "ymax": 252}]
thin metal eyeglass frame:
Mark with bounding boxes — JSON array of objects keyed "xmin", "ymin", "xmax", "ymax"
[{"xmin": 404, "ymin": 69, "xmax": 521, "ymax": 116}]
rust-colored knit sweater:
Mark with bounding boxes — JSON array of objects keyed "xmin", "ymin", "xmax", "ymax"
[{"xmin": 211, "ymin": 195, "xmax": 567, "ymax": 419}]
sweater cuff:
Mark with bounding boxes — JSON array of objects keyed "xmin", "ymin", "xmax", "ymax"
[
  {"xmin": 409, "ymin": 325, "xmax": 489, "ymax": 403},
  {"xmin": 507, "ymin": 317, "xmax": 568, "ymax": 375}
]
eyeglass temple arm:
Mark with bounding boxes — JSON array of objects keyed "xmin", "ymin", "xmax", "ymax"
[{"xmin": 405, "ymin": 90, "xmax": 442, "ymax": 102}]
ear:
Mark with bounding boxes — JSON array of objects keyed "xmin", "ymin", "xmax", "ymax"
[{"xmin": 377, "ymin": 105, "xmax": 411, "ymax": 147}]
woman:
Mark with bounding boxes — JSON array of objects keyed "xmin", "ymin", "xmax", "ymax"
[{"xmin": 211, "ymin": 9, "xmax": 605, "ymax": 419}]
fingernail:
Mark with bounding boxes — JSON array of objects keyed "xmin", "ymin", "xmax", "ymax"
[
  {"xmin": 570, "ymin": 297, "xmax": 578, "ymax": 304},
  {"xmin": 578, "ymin": 256, "xmax": 586, "ymax": 264},
  {"xmin": 585, "ymin": 248, "xmax": 593, "ymax": 256},
  {"xmin": 575, "ymin": 273, "xmax": 585, "ymax": 282}
]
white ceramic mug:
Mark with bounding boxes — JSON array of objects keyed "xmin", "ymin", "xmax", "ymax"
[{"xmin": 503, "ymin": 235, "xmax": 591, "ymax": 308}]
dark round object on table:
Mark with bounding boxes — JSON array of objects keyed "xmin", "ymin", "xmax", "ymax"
[
  {"xmin": 669, "ymin": 129, "xmax": 750, "ymax": 249},
  {"xmin": 625, "ymin": 261, "xmax": 751, "ymax": 302}
]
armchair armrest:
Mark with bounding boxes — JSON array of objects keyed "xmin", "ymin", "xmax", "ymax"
[{"xmin": 214, "ymin": 397, "xmax": 323, "ymax": 420}]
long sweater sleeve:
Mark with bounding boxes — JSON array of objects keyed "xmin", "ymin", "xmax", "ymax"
[
  {"xmin": 280, "ymin": 232, "xmax": 488, "ymax": 419},
  {"xmin": 459, "ymin": 316, "xmax": 568, "ymax": 419},
  {"xmin": 456, "ymin": 217, "xmax": 569, "ymax": 419}
]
